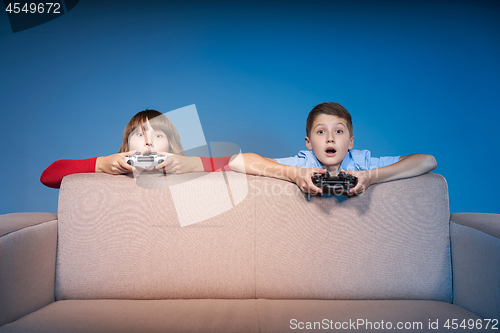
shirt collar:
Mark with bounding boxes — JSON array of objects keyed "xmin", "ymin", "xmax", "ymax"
[
  {"xmin": 298, "ymin": 150, "xmax": 324, "ymax": 169},
  {"xmin": 339, "ymin": 150, "xmax": 357, "ymax": 171}
]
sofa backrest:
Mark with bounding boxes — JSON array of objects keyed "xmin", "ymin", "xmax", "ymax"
[{"xmin": 55, "ymin": 172, "xmax": 452, "ymax": 302}]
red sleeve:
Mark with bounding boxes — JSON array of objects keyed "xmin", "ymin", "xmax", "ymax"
[
  {"xmin": 199, "ymin": 156, "xmax": 232, "ymax": 172},
  {"xmin": 40, "ymin": 157, "xmax": 98, "ymax": 189}
]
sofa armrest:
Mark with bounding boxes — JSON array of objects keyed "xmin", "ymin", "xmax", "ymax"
[
  {"xmin": 0, "ymin": 213, "xmax": 58, "ymax": 327},
  {"xmin": 450, "ymin": 213, "xmax": 500, "ymax": 320}
]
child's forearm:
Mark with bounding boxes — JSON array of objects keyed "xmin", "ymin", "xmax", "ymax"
[
  {"xmin": 369, "ymin": 154, "xmax": 437, "ymax": 184},
  {"xmin": 41, "ymin": 157, "xmax": 98, "ymax": 188},
  {"xmin": 228, "ymin": 153, "xmax": 298, "ymax": 182},
  {"xmin": 229, "ymin": 153, "xmax": 326, "ymax": 194}
]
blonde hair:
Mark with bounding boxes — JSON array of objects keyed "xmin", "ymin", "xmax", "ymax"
[{"xmin": 119, "ymin": 109, "xmax": 184, "ymax": 155}]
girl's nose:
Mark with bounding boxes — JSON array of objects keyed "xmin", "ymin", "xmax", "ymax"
[{"xmin": 144, "ymin": 134, "xmax": 153, "ymax": 146}]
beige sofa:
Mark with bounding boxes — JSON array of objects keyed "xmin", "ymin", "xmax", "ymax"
[{"xmin": 0, "ymin": 172, "xmax": 498, "ymax": 332}]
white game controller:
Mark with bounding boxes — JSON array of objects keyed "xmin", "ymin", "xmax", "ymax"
[{"xmin": 125, "ymin": 152, "xmax": 167, "ymax": 168}]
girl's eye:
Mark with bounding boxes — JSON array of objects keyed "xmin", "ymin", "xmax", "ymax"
[{"xmin": 136, "ymin": 132, "xmax": 144, "ymax": 137}]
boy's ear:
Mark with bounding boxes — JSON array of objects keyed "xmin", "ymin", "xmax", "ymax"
[
  {"xmin": 349, "ymin": 135, "xmax": 355, "ymax": 150},
  {"xmin": 305, "ymin": 136, "xmax": 312, "ymax": 150}
]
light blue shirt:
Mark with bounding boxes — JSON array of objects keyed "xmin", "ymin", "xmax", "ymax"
[{"xmin": 274, "ymin": 149, "xmax": 400, "ymax": 171}]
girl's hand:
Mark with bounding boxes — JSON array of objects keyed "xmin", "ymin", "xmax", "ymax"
[
  {"xmin": 96, "ymin": 150, "xmax": 137, "ymax": 174},
  {"xmin": 289, "ymin": 168, "xmax": 326, "ymax": 195},
  {"xmin": 342, "ymin": 169, "xmax": 374, "ymax": 196},
  {"xmin": 154, "ymin": 153, "xmax": 203, "ymax": 174}
]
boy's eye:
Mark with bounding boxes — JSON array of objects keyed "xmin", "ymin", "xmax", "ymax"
[
  {"xmin": 335, "ymin": 129, "xmax": 343, "ymax": 134},
  {"xmin": 317, "ymin": 130, "xmax": 325, "ymax": 134}
]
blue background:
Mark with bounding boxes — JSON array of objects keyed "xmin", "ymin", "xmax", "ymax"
[{"xmin": 1, "ymin": 0, "xmax": 499, "ymax": 214}]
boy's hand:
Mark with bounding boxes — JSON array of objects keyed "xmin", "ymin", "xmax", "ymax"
[
  {"xmin": 155, "ymin": 153, "xmax": 204, "ymax": 174},
  {"xmin": 96, "ymin": 150, "xmax": 137, "ymax": 174},
  {"xmin": 342, "ymin": 169, "xmax": 374, "ymax": 196},
  {"xmin": 289, "ymin": 168, "xmax": 326, "ymax": 195}
]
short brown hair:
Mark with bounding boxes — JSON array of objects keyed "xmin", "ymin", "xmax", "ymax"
[
  {"xmin": 119, "ymin": 109, "xmax": 184, "ymax": 155},
  {"xmin": 306, "ymin": 102, "xmax": 353, "ymax": 137}
]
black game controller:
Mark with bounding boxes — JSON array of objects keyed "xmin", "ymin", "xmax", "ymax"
[{"xmin": 311, "ymin": 171, "xmax": 358, "ymax": 195}]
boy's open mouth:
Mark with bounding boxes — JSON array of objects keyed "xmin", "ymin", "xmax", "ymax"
[{"xmin": 325, "ymin": 147, "xmax": 336, "ymax": 156}]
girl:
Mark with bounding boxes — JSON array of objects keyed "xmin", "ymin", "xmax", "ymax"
[{"xmin": 41, "ymin": 109, "xmax": 231, "ymax": 188}]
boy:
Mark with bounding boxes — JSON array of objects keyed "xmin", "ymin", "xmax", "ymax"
[{"xmin": 228, "ymin": 102, "xmax": 437, "ymax": 195}]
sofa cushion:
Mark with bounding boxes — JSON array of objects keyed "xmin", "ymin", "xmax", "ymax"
[
  {"xmin": 55, "ymin": 172, "xmax": 451, "ymax": 302},
  {"xmin": 254, "ymin": 173, "xmax": 452, "ymax": 302},
  {"xmin": 56, "ymin": 172, "xmax": 256, "ymax": 300},
  {"xmin": 256, "ymin": 299, "xmax": 482, "ymax": 332},
  {"xmin": 450, "ymin": 221, "xmax": 500, "ymax": 320},
  {"xmin": 0, "ymin": 299, "xmax": 480, "ymax": 333},
  {"xmin": 0, "ymin": 299, "xmax": 260, "ymax": 333},
  {"xmin": 0, "ymin": 212, "xmax": 57, "ymax": 237},
  {"xmin": 0, "ymin": 217, "xmax": 57, "ymax": 327}
]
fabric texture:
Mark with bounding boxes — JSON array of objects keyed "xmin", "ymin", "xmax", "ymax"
[
  {"xmin": 0, "ymin": 299, "xmax": 483, "ymax": 333},
  {"xmin": 0, "ymin": 219, "xmax": 57, "ymax": 327},
  {"xmin": 450, "ymin": 213, "xmax": 500, "ymax": 239},
  {"xmin": 0, "ymin": 212, "xmax": 57, "ymax": 237},
  {"xmin": 55, "ymin": 172, "xmax": 451, "ymax": 302},
  {"xmin": 274, "ymin": 149, "xmax": 400, "ymax": 170},
  {"xmin": 450, "ymin": 221, "xmax": 500, "ymax": 320},
  {"xmin": 253, "ymin": 173, "xmax": 452, "ymax": 302},
  {"xmin": 0, "ymin": 299, "xmax": 260, "ymax": 333},
  {"xmin": 55, "ymin": 172, "xmax": 255, "ymax": 300},
  {"xmin": 256, "ymin": 299, "xmax": 482, "ymax": 333},
  {"xmin": 3, "ymin": 172, "xmax": 494, "ymax": 332}
]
